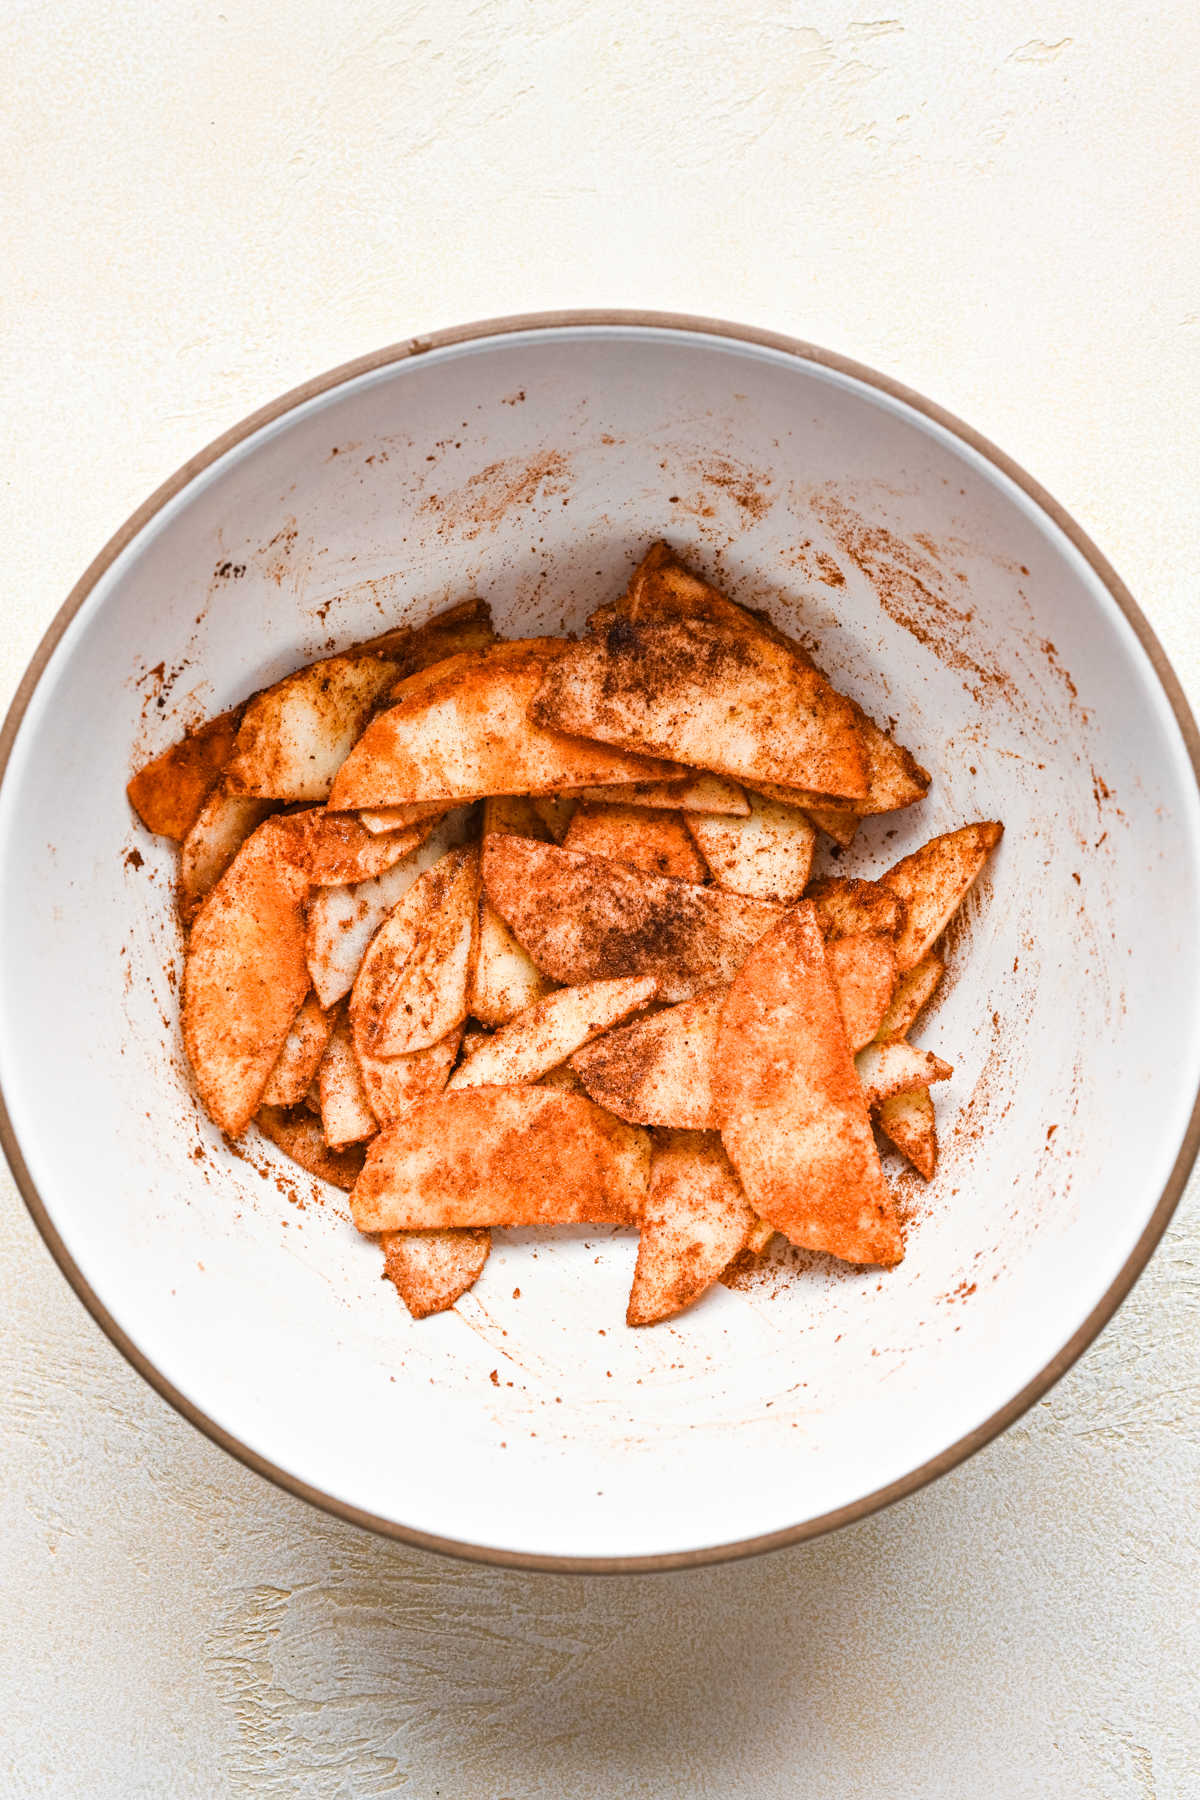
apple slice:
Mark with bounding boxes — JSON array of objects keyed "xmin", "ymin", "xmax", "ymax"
[
  {"xmin": 469, "ymin": 903, "xmax": 554, "ymax": 1028},
  {"xmin": 743, "ymin": 692, "xmax": 929, "ymax": 813},
  {"xmin": 482, "ymin": 836, "xmax": 782, "ymax": 1002},
  {"xmin": 178, "ymin": 787, "xmax": 275, "ymax": 922},
  {"xmin": 560, "ymin": 772, "xmax": 750, "ymax": 816},
  {"xmin": 597, "ymin": 539, "xmax": 775, "ymax": 634},
  {"xmin": 483, "ymin": 793, "xmax": 553, "ymax": 841},
  {"xmin": 318, "ymin": 1011, "xmax": 379, "ymax": 1147},
  {"xmin": 380, "ymin": 1228, "xmax": 491, "ymax": 1319},
  {"xmin": 127, "ymin": 707, "xmax": 241, "ymax": 840},
  {"xmin": 685, "ymin": 792, "xmax": 814, "ymax": 902},
  {"xmin": 600, "ymin": 544, "xmax": 928, "ymax": 815},
  {"xmin": 181, "ymin": 816, "xmax": 312, "ymax": 1136},
  {"xmin": 348, "ymin": 595, "xmax": 496, "ymax": 673},
  {"xmin": 881, "ymin": 822, "xmax": 1003, "ymax": 970},
  {"xmin": 327, "ymin": 638, "xmax": 678, "ymax": 810},
  {"xmin": 287, "ymin": 808, "xmax": 433, "ymax": 885},
  {"xmin": 465, "ymin": 794, "xmax": 557, "ymax": 1021},
  {"xmin": 570, "ymin": 987, "xmax": 724, "ymax": 1129},
  {"xmin": 350, "ymin": 1088, "xmax": 651, "ymax": 1232},
  {"xmin": 824, "ymin": 931, "xmax": 897, "ymax": 1051},
  {"xmin": 448, "ymin": 976, "xmax": 657, "ymax": 1090},
  {"xmin": 855, "ymin": 1039, "xmax": 952, "ymax": 1108},
  {"xmin": 563, "ymin": 803, "xmax": 708, "ymax": 882},
  {"xmin": 304, "ymin": 806, "xmax": 476, "ymax": 1008},
  {"xmin": 877, "ymin": 1088, "xmax": 938, "ymax": 1180},
  {"xmin": 714, "ymin": 903, "xmax": 903, "ymax": 1266},
  {"xmin": 531, "ymin": 616, "xmax": 868, "ymax": 800},
  {"xmin": 804, "ymin": 805, "xmax": 861, "ymax": 849},
  {"xmin": 256, "ymin": 1104, "xmax": 367, "ymax": 1190},
  {"xmin": 874, "ymin": 952, "xmax": 944, "ymax": 1043},
  {"xmin": 357, "ymin": 801, "xmax": 457, "ymax": 834},
  {"xmin": 349, "ymin": 847, "xmax": 479, "ymax": 1057},
  {"xmin": 626, "ymin": 1131, "xmax": 756, "ymax": 1326},
  {"xmin": 806, "ymin": 876, "xmax": 906, "ymax": 942},
  {"xmin": 571, "ymin": 925, "xmax": 896, "ymax": 1124},
  {"xmin": 225, "ymin": 652, "xmax": 399, "ymax": 801},
  {"xmin": 261, "ymin": 991, "xmax": 335, "ymax": 1108},
  {"xmin": 356, "ymin": 1026, "xmax": 462, "ymax": 1127}
]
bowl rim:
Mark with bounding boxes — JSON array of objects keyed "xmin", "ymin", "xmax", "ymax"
[{"xmin": 3, "ymin": 307, "xmax": 1198, "ymax": 1574}]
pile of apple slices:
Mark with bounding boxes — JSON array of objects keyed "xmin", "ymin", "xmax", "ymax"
[{"xmin": 128, "ymin": 544, "xmax": 1001, "ymax": 1326}]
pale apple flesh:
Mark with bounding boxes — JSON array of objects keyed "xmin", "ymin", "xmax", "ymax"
[
  {"xmin": 563, "ymin": 802, "xmax": 709, "ymax": 882},
  {"xmin": 448, "ymin": 975, "xmax": 657, "ymax": 1091},
  {"xmin": 714, "ymin": 904, "xmax": 903, "ymax": 1267},
  {"xmin": 350, "ymin": 1087, "xmax": 651, "ymax": 1232},
  {"xmin": 684, "ymin": 791, "xmax": 815, "ymax": 903},
  {"xmin": 626, "ymin": 1131, "xmax": 756, "ymax": 1327}
]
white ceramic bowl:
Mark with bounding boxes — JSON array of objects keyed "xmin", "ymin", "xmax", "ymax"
[{"xmin": 3, "ymin": 313, "xmax": 1198, "ymax": 1571}]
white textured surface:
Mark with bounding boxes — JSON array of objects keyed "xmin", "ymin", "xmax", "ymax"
[{"xmin": 1, "ymin": 3, "xmax": 1197, "ymax": 1794}]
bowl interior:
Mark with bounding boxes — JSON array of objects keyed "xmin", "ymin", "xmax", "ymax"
[{"xmin": 2, "ymin": 323, "xmax": 1197, "ymax": 1564}]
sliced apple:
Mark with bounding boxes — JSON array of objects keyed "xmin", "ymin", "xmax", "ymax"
[
  {"xmin": 874, "ymin": 952, "xmax": 944, "ymax": 1043},
  {"xmin": 806, "ymin": 876, "xmax": 906, "ymax": 943},
  {"xmin": 127, "ymin": 707, "xmax": 241, "ymax": 841},
  {"xmin": 570, "ymin": 987, "xmax": 725, "ymax": 1129},
  {"xmin": 877, "ymin": 1088, "xmax": 938, "ymax": 1180},
  {"xmin": 600, "ymin": 544, "xmax": 928, "ymax": 815},
  {"xmin": 469, "ymin": 904, "xmax": 554, "ymax": 1028},
  {"xmin": 304, "ymin": 807, "xmax": 476, "ymax": 1008},
  {"xmin": 181, "ymin": 816, "xmax": 312, "ymax": 1136},
  {"xmin": 380, "ymin": 1228, "xmax": 491, "ymax": 1318},
  {"xmin": 348, "ymin": 595, "xmax": 496, "ymax": 674},
  {"xmin": 350, "ymin": 1088, "xmax": 651, "ymax": 1232},
  {"xmin": 448, "ymin": 976, "xmax": 657, "ymax": 1091},
  {"xmin": 626, "ymin": 1131, "xmax": 756, "ymax": 1326},
  {"xmin": 318, "ymin": 1011, "xmax": 379, "ymax": 1147},
  {"xmin": 881, "ymin": 822, "xmax": 1004, "ymax": 970},
  {"xmin": 714, "ymin": 903, "xmax": 903, "ymax": 1266},
  {"xmin": 466, "ymin": 794, "xmax": 556, "ymax": 1025},
  {"xmin": 356, "ymin": 1026, "xmax": 462, "ymax": 1127},
  {"xmin": 563, "ymin": 803, "xmax": 709, "ymax": 882},
  {"xmin": 684, "ymin": 792, "xmax": 814, "ymax": 901},
  {"xmin": 743, "ymin": 699, "xmax": 929, "ymax": 814},
  {"xmin": 261, "ymin": 991, "xmax": 336, "ymax": 1108},
  {"xmin": 825, "ymin": 931, "xmax": 897, "ymax": 1052},
  {"xmin": 288, "ymin": 808, "xmax": 432, "ymax": 885},
  {"xmin": 178, "ymin": 787, "xmax": 275, "ymax": 921},
  {"xmin": 482, "ymin": 836, "xmax": 782, "ymax": 1003},
  {"xmin": 224, "ymin": 652, "xmax": 399, "ymax": 801},
  {"xmin": 855, "ymin": 1039, "xmax": 952, "ymax": 1109},
  {"xmin": 483, "ymin": 793, "xmax": 553, "ymax": 841},
  {"xmin": 256, "ymin": 1104, "xmax": 367, "ymax": 1191},
  {"xmin": 560, "ymin": 771, "xmax": 750, "ymax": 816},
  {"xmin": 349, "ymin": 847, "xmax": 478, "ymax": 1057},
  {"xmin": 803, "ymin": 804, "xmax": 861, "ymax": 849},
  {"xmin": 327, "ymin": 638, "xmax": 678, "ymax": 810},
  {"xmin": 531, "ymin": 616, "xmax": 868, "ymax": 800},
  {"xmin": 357, "ymin": 801, "xmax": 456, "ymax": 834},
  {"xmin": 603, "ymin": 539, "xmax": 769, "ymax": 633}
]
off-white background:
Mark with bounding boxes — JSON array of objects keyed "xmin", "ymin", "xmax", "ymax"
[{"xmin": 2, "ymin": 4, "xmax": 1197, "ymax": 1795}]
